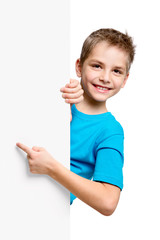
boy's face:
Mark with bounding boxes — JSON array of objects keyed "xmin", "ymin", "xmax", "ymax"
[{"xmin": 76, "ymin": 41, "xmax": 129, "ymax": 103}]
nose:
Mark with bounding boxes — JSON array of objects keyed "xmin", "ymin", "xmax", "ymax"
[{"xmin": 99, "ymin": 69, "xmax": 111, "ymax": 83}]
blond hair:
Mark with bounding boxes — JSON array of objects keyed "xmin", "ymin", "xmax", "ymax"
[{"xmin": 80, "ymin": 28, "xmax": 136, "ymax": 72}]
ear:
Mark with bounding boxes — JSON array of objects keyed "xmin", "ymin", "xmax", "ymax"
[
  {"xmin": 121, "ymin": 72, "xmax": 129, "ymax": 88},
  {"xmin": 75, "ymin": 59, "xmax": 82, "ymax": 78}
]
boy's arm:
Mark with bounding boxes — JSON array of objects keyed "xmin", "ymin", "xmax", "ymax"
[
  {"xmin": 16, "ymin": 143, "xmax": 120, "ymax": 216},
  {"xmin": 51, "ymin": 160, "xmax": 121, "ymax": 216}
]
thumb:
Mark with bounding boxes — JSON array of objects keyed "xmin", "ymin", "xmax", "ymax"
[
  {"xmin": 70, "ymin": 78, "xmax": 75, "ymax": 84},
  {"xmin": 32, "ymin": 146, "xmax": 44, "ymax": 152}
]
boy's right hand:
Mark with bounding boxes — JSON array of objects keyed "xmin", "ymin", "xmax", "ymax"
[{"xmin": 60, "ymin": 79, "xmax": 84, "ymax": 122}]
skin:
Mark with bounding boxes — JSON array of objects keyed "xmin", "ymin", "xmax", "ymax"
[
  {"xmin": 75, "ymin": 41, "xmax": 129, "ymax": 114},
  {"xmin": 60, "ymin": 78, "xmax": 84, "ymax": 122},
  {"xmin": 16, "ymin": 142, "xmax": 120, "ymax": 216},
  {"xmin": 16, "ymin": 42, "xmax": 130, "ymax": 216}
]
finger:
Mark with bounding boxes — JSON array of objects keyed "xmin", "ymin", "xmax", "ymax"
[
  {"xmin": 62, "ymin": 89, "xmax": 84, "ymax": 99},
  {"xmin": 60, "ymin": 87, "xmax": 65, "ymax": 92},
  {"xmin": 70, "ymin": 78, "xmax": 75, "ymax": 83},
  {"xmin": 16, "ymin": 142, "xmax": 33, "ymax": 155},
  {"xmin": 65, "ymin": 83, "xmax": 70, "ymax": 88},
  {"xmin": 65, "ymin": 95, "xmax": 84, "ymax": 104},
  {"xmin": 60, "ymin": 80, "xmax": 81, "ymax": 92},
  {"xmin": 32, "ymin": 146, "xmax": 40, "ymax": 152},
  {"xmin": 62, "ymin": 85, "xmax": 84, "ymax": 97},
  {"xmin": 32, "ymin": 146, "xmax": 44, "ymax": 152},
  {"xmin": 60, "ymin": 85, "xmax": 75, "ymax": 93},
  {"xmin": 60, "ymin": 82, "xmax": 71, "ymax": 92}
]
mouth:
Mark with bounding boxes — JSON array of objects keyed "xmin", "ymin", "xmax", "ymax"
[{"xmin": 92, "ymin": 84, "xmax": 111, "ymax": 93}]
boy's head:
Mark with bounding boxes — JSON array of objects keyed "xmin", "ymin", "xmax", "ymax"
[
  {"xmin": 75, "ymin": 28, "xmax": 136, "ymax": 105},
  {"xmin": 79, "ymin": 28, "xmax": 135, "ymax": 73}
]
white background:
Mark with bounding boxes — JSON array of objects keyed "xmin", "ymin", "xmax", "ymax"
[
  {"xmin": 0, "ymin": 1, "xmax": 70, "ymax": 239},
  {"xmin": 70, "ymin": 0, "xmax": 160, "ymax": 239}
]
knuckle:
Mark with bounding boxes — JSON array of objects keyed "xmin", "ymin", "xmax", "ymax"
[
  {"xmin": 75, "ymin": 79, "xmax": 79, "ymax": 85},
  {"xmin": 75, "ymin": 92, "xmax": 80, "ymax": 98},
  {"xmin": 30, "ymin": 152, "xmax": 38, "ymax": 159},
  {"xmin": 29, "ymin": 160, "xmax": 33, "ymax": 166},
  {"xmin": 30, "ymin": 169, "xmax": 34, "ymax": 174},
  {"xmin": 77, "ymin": 83, "xmax": 81, "ymax": 88},
  {"xmin": 65, "ymin": 99, "xmax": 70, "ymax": 103},
  {"xmin": 60, "ymin": 87, "xmax": 64, "ymax": 92},
  {"xmin": 71, "ymin": 80, "xmax": 79, "ymax": 88},
  {"xmin": 30, "ymin": 153, "xmax": 34, "ymax": 159},
  {"xmin": 80, "ymin": 95, "xmax": 84, "ymax": 101},
  {"xmin": 32, "ymin": 146, "xmax": 37, "ymax": 151},
  {"xmin": 79, "ymin": 83, "xmax": 82, "ymax": 88},
  {"xmin": 72, "ymin": 78, "xmax": 78, "ymax": 83},
  {"xmin": 64, "ymin": 93, "xmax": 69, "ymax": 99},
  {"xmin": 77, "ymin": 90, "xmax": 83, "ymax": 98},
  {"xmin": 80, "ymin": 89, "xmax": 84, "ymax": 95}
]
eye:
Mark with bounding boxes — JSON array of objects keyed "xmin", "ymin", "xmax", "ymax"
[
  {"xmin": 114, "ymin": 69, "xmax": 122, "ymax": 74},
  {"xmin": 92, "ymin": 64, "xmax": 101, "ymax": 69}
]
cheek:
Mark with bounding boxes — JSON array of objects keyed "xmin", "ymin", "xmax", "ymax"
[
  {"xmin": 83, "ymin": 69, "xmax": 97, "ymax": 82},
  {"xmin": 113, "ymin": 78, "xmax": 125, "ymax": 89},
  {"xmin": 112, "ymin": 80, "xmax": 119, "ymax": 89},
  {"xmin": 81, "ymin": 74, "xmax": 91, "ymax": 85}
]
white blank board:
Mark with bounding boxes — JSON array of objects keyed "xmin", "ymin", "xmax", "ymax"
[{"xmin": 0, "ymin": 1, "xmax": 70, "ymax": 239}]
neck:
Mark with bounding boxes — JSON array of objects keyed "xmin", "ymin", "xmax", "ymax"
[{"xmin": 75, "ymin": 92, "xmax": 108, "ymax": 115}]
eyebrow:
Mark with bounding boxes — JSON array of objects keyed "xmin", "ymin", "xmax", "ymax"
[
  {"xmin": 114, "ymin": 66, "xmax": 125, "ymax": 71},
  {"xmin": 89, "ymin": 59, "xmax": 104, "ymax": 65}
]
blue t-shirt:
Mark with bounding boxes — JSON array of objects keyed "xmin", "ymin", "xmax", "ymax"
[{"xmin": 70, "ymin": 104, "xmax": 124, "ymax": 205}]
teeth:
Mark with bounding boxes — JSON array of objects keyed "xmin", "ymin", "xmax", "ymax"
[{"xmin": 96, "ymin": 86, "xmax": 108, "ymax": 90}]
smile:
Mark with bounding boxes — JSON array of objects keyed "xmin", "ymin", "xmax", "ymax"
[{"xmin": 93, "ymin": 84, "xmax": 111, "ymax": 93}]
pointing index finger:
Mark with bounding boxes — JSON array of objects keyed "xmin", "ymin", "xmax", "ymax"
[{"xmin": 16, "ymin": 142, "xmax": 33, "ymax": 155}]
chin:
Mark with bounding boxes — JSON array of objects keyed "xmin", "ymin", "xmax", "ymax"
[{"xmin": 91, "ymin": 96, "xmax": 109, "ymax": 103}]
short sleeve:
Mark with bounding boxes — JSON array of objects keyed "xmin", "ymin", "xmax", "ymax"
[
  {"xmin": 70, "ymin": 192, "xmax": 76, "ymax": 205},
  {"xmin": 93, "ymin": 134, "xmax": 124, "ymax": 190}
]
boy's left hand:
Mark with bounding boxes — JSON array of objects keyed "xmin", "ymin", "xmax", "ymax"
[
  {"xmin": 60, "ymin": 79, "xmax": 84, "ymax": 105},
  {"xmin": 60, "ymin": 79, "xmax": 84, "ymax": 122},
  {"xmin": 16, "ymin": 142, "xmax": 56, "ymax": 175}
]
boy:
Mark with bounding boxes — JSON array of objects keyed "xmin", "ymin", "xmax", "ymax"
[{"xmin": 16, "ymin": 28, "xmax": 135, "ymax": 216}]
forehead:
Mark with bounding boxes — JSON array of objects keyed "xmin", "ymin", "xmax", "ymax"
[{"xmin": 87, "ymin": 41, "xmax": 129, "ymax": 69}]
